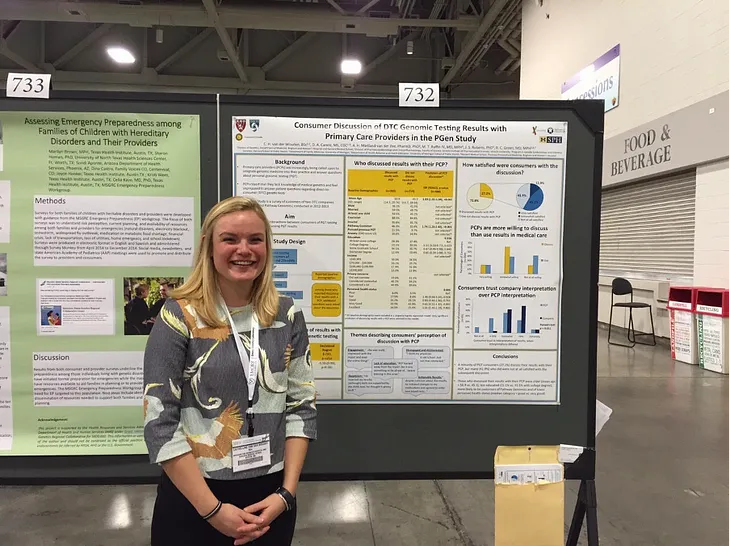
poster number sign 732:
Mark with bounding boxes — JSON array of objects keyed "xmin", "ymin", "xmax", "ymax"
[{"xmin": 399, "ymin": 83, "xmax": 440, "ymax": 108}]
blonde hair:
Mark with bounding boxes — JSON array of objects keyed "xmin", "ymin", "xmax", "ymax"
[
  {"xmin": 133, "ymin": 283, "xmax": 148, "ymax": 297},
  {"xmin": 171, "ymin": 196, "xmax": 279, "ymax": 328}
]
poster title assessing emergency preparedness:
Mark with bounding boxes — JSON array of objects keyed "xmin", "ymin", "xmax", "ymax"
[
  {"xmin": 23, "ymin": 116, "xmax": 185, "ymax": 148},
  {"xmin": 293, "ymin": 120, "xmax": 509, "ymax": 144}
]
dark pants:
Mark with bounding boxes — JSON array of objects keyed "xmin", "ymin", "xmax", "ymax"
[{"xmin": 151, "ymin": 471, "xmax": 297, "ymax": 546}]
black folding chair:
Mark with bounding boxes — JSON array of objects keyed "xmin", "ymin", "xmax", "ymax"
[{"xmin": 608, "ymin": 277, "xmax": 656, "ymax": 347}]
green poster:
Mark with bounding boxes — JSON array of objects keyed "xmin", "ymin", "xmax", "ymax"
[{"xmin": 0, "ymin": 111, "xmax": 200, "ymax": 455}]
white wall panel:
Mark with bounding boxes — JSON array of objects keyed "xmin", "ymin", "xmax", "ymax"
[
  {"xmin": 693, "ymin": 159, "xmax": 730, "ymax": 288},
  {"xmin": 520, "ymin": 0, "xmax": 729, "ymax": 139}
]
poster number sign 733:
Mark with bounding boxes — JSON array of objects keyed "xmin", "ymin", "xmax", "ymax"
[{"xmin": 6, "ymin": 73, "xmax": 52, "ymax": 99}]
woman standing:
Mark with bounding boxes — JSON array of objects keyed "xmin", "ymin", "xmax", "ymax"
[{"xmin": 143, "ymin": 196, "xmax": 317, "ymax": 545}]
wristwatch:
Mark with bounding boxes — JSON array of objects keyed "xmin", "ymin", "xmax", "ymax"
[{"xmin": 275, "ymin": 486, "xmax": 296, "ymax": 512}]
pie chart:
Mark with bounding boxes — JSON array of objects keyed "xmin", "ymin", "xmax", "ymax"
[
  {"xmin": 467, "ymin": 183, "xmax": 494, "ymax": 210},
  {"xmin": 516, "ymin": 183, "xmax": 544, "ymax": 211}
]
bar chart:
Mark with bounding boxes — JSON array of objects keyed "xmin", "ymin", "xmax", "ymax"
[
  {"xmin": 461, "ymin": 241, "xmax": 554, "ymax": 281},
  {"xmin": 454, "ymin": 156, "xmax": 564, "ymax": 353},
  {"xmin": 503, "ymin": 247, "xmax": 542, "ymax": 275},
  {"xmin": 474, "ymin": 305, "xmax": 541, "ymax": 334},
  {"xmin": 456, "ymin": 296, "xmax": 558, "ymax": 349},
  {"xmin": 503, "ymin": 246, "xmax": 515, "ymax": 275}
]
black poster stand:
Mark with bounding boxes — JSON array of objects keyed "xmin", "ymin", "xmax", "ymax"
[
  {"xmin": 567, "ymin": 479, "xmax": 599, "ymax": 546},
  {"xmin": 561, "ymin": 447, "xmax": 600, "ymax": 545}
]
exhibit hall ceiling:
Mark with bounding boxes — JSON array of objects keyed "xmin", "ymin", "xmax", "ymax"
[{"xmin": 0, "ymin": 0, "xmax": 522, "ymax": 97}]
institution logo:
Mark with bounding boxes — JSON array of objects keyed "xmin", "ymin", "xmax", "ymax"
[
  {"xmin": 532, "ymin": 126, "xmax": 538, "ymax": 135},
  {"xmin": 250, "ymin": 119, "xmax": 260, "ymax": 132},
  {"xmin": 539, "ymin": 136, "xmax": 563, "ymax": 144},
  {"xmin": 235, "ymin": 119, "xmax": 246, "ymax": 132}
]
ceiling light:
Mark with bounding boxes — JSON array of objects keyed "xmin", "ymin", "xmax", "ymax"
[
  {"xmin": 107, "ymin": 46, "xmax": 135, "ymax": 64},
  {"xmin": 406, "ymin": 40, "xmax": 414, "ymax": 55},
  {"xmin": 340, "ymin": 59, "xmax": 362, "ymax": 75},
  {"xmin": 155, "ymin": 28, "xmax": 164, "ymax": 44}
]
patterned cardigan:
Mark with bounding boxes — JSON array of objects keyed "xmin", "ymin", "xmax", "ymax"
[{"xmin": 142, "ymin": 296, "xmax": 317, "ymax": 480}]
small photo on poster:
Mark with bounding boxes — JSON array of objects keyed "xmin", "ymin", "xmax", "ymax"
[
  {"xmin": 124, "ymin": 277, "xmax": 184, "ymax": 336},
  {"xmin": 37, "ymin": 279, "xmax": 115, "ymax": 336},
  {"xmin": 40, "ymin": 305, "xmax": 63, "ymax": 327},
  {"xmin": 0, "ymin": 253, "xmax": 7, "ymax": 296}
]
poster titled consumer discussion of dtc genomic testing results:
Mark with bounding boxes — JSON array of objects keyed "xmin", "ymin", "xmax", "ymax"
[{"xmin": 232, "ymin": 116, "xmax": 567, "ymax": 405}]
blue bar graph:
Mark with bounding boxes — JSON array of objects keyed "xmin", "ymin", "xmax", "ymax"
[
  {"xmin": 478, "ymin": 264, "xmax": 493, "ymax": 274},
  {"xmin": 509, "ymin": 257, "xmax": 515, "ymax": 275},
  {"xmin": 532, "ymin": 255, "xmax": 539, "ymax": 275},
  {"xmin": 520, "ymin": 305, "xmax": 527, "ymax": 334},
  {"xmin": 479, "ymin": 305, "xmax": 533, "ymax": 335},
  {"xmin": 501, "ymin": 309, "xmax": 513, "ymax": 334}
]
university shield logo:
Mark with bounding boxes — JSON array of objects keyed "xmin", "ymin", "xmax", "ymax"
[
  {"xmin": 235, "ymin": 119, "xmax": 246, "ymax": 132},
  {"xmin": 250, "ymin": 119, "xmax": 260, "ymax": 132}
]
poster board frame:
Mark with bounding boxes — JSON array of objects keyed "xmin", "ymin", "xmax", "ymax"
[
  {"xmin": 0, "ymin": 92, "xmax": 602, "ymax": 484},
  {"xmin": 0, "ymin": 91, "xmax": 218, "ymax": 484},
  {"xmin": 218, "ymin": 95, "xmax": 603, "ymax": 483}
]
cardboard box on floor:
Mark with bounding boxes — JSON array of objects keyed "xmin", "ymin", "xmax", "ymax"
[{"xmin": 494, "ymin": 445, "xmax": 564, "ymax": 546}]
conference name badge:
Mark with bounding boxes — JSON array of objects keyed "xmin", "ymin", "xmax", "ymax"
[{"xmin": 232, "ymin": 434, "xmax": 271, "ymax": 472}]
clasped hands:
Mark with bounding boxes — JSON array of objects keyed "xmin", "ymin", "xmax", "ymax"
[{"xmin": 208, "ymin": 493, "xmax": 287, "ymax": 544}]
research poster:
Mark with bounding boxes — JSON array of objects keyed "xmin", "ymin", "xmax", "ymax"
[
  {"xmin": 0, "ymin": 111, "xmax": 200, "ymax": 455},
  {"xmin": 232, "ymin": 116, "xmax": 567, "ymax": 404}
]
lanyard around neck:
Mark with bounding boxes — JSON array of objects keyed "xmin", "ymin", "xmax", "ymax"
[{"xmin": 222, "ymin": 303, "xmax": 260, "ymax": 409}]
